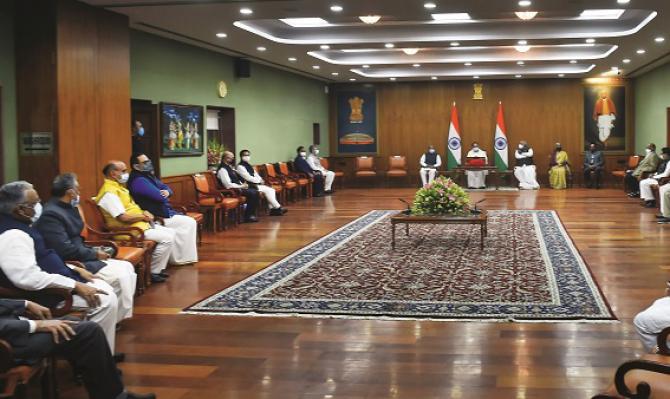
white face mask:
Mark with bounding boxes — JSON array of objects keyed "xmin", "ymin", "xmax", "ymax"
[
  {"xmin": 241, "ymin": 155, "xmax": 251, "ymax": 163},
  {"xmin": 646, "ymin": 148, "xmax": 652, "ymax": 154},
  {"xmin": 300, "ymin": 152, "xmax": 307, "ymax": 157},
  {"xmin": 518, "ymin": 144, "xmax": 524, "ymax": 149},
  {"xmin": 118, "ymin": 173, "xmax": 129, "ymax": 184},
  {"xmin": 428, "ymin": 149, "xmax": 436, "ymax": 154},
  {"xmin": 313, "ymin": 149, "xmax": 320, "ymax": 155},
  {"xmin": 31, "ymin": 202, "xmax": 43, "ymax": 223},
  {"xmin": 473, "ymin": 147, "xmax": 480, "ymax": 152}
]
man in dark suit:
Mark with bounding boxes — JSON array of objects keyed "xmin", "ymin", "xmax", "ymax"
[
  {"xmin": 583, "ymin": 142, "xmax": 605, "ymax": 189},
  {"xmin": 294, "ymin": 146, "xmax": 325, "ymax": 196},
  {"xmin": 0, "ymin": 298, "xmax": 154, "ymax": 399}
]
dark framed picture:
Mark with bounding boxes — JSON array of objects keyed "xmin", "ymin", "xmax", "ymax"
[
  {"xmin": 335, "ymin": 88, "xmax": 378, "ymax": 155},
  {"xmin": 583, "ymin": 85, "xmax": 627, "ymax": 153},
  {"xmin": 160, "ymin": 102, "xmax": 204, "ymax": 157}
]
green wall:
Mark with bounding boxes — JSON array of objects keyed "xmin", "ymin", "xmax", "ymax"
[
  {"xmin": 635, "ymin": 61, "xmax": 670, "ymax": 153},
  {"xmin": 130, "ymin": 31, "xmax": 329, "ymax": 177},
  {"xmin": 0, "ymin": 1, "xmax": 17, "ymax": 182}
]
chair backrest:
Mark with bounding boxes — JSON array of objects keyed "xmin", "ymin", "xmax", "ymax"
[
  {"xmin": 81, "ymin": 198, "xmax": 108, "ymax": 234},
  {"xmin": 388, "ymin": 155, "xmax": 407, "ymax": 170},
  {"xmin": 320, "ymin": 157, "xmax": 330, "ymax": 169},
  {"xmin": 192, "ymin": 174, "xmax": 211, "ymax": 197},
  {"xmin": 278, "ymin": 162, "xmax": 290, "ymax": 175},
  {"xmin": 356, "ymin": 156, "xmax": 374, "ymax": 171},
  {"xmin": 204, "ymin": 170, "xmax": 222, "ymax": 190},
  {"xmin": 264, "ymin": 163, "xmax": 277, "ymax": 178},
  {"xmin": 628, "ymin": 155, "xmax": 641, "ymax": 169}
]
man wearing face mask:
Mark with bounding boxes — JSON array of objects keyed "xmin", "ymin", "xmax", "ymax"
[
  {"xmin": 306, "ymin": 145, "xmax": 335, "ymax": 194},
  {"xmin": 583, "ymin": 142, "xmax": 605, "ymax": 189},
  {"xmin": 34, "ymin": 173, "xmax": 137, "ymax": 325},
  {"xmin": 233, "ymin": 150, "xmax": 287, "ymax": 216},
  {"xmin": 419, "ymin": 145, "xmax": 442, "ymax": 186},
  {"xmin": 625, "ymin": 143, "xmax": 660, "ymax": 197},
  {"xmin": 216, "ymin": 151, "xmax": 260, "ymax": 222},
  {"xmin": 638, "ymin": 148, "xmax": 670, "ymax": 208},
  {"xmin": 465, "ymin": 142, "xmax": 488, "ymax": 189},
  {"xmin": 513, "ymin": 141, "xmax": 539, "ymax": 190},
  {"xmin": 294, "ymin": 146, "xmax": 325, "ymax": 196},
  {"xmin": 131, "ymin": 120, "xmax": 145, "ymax": 155},
  {"xmin": 96, "ymin": 161, "xmax": 179, "ymax": 283},
  {"xmin": 0, "ymin": 181, "xmax": 120, "ymax": 353}
]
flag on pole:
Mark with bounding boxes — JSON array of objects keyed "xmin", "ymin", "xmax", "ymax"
[
  {"xmin": 494, "ymin": 101, "xmax": 509, "ymax": 171},
  {"xmin": 447, "ymin": 102, "xmax": 462, "ymax": 170}
]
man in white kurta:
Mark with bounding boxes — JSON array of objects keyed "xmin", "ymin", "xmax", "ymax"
[
  {"xmin": 465, "ymin": 144, "xmax": 488, "ymax": 189},
  {"xmin": 419, "ymin": 146, "xmax": 442, "ymax": 186},
  {"xmin": 233, "ymin": 150, "xmax": 287, "ymax": 216},
  {"xmin": 513, "ymin": 141, "xmax": 540, "ymax": 190},
  {"xmin": 307, "ymin": 145, "xmax": 335, "ymax": 193},
  {"xmin": 640, "ymin": 148, "xmax": 670, "ymax": 207},
  {"xmin": 634, "ymin": 284, "xmax": 670, "ymax": 352},
  {"xmin": 659, "ymin": 184, "xmax": 670, "ymax": 224}
]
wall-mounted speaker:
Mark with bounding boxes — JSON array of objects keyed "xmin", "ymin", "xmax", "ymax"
[{"xmin": 234, "ymin": 58, "xmax": 251, "ymax": 78}]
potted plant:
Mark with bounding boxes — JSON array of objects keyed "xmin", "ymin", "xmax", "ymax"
[
  {"xmin": 411, "ymin": 176, "xmax": 471, "ymax": 216},
  {"xmin": 207, "ymin": 138, "xmax": 225, "ymax": 169}
]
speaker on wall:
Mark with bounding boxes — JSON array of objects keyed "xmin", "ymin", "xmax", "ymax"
[{"xmin": 234, "ymin": 58, "xmax": 251, "ymax": 78}]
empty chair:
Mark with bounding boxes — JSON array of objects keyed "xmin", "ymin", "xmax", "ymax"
[
  {"xmin": 386, "ymin": 155, "xmax": 409, "ymax": 186},
  {"xmin": 612, "ymin": 155, "xmax": 641, "ymax": 191},
  {"xmin": 320, "ymin": 158, "xmax": 345, "ymax": 188},
  {"xmin": 355, "ymin": 156, "xmax": 377, "ymax": 184}
]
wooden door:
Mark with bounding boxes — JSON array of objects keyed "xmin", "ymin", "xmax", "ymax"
[{"xmin": 131, "ymin": 99, "xmax": 161, "ymax": 177}]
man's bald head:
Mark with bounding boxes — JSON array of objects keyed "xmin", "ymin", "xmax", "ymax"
[
  {"xmin": 222, "ymin": 151, "xmax": 235, "ymax": 165},
  {"xmin": 102, "ymin": 161, "xmax": 127, "ymax": 183}
]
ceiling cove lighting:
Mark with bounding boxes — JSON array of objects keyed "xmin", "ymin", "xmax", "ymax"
[
  {"xmin": 655, "ymin": 37, "xmax": 666, "ymax": 43},
  {"xmin": 281, "ymin": 18, "xmax": 330, "ymax": 28},
  {"xmin": 330, "ymin": 5, "xmax": 343, "ymax": 12},
  {"xmin": 617, "ymin": 0, "xmax": 630, "ymax": 3},
  {"xmin": 515, "ymin": 11, "xmax": 538, "ymax": 20},
  {"xmin": 402, "ymin": 48, "xmax": 419, "ymax": 55},
  {"xmin": 215, "ymin": 33, "xmax": 227, "ymax": 38},
  {"xmin": 359, "ymin": 15, "xmax": 381, "ymax": 24},
  {"xmin": 515, "ymin": 45, "xmax": 531, "ymax": 53},
  {"xmin": 579, "ymin": 9, "xmax": 625, "ymax": 20},
  {"xmin": 518, "ymin": 1, "xmax": 532, "ymax": 7},
  {"xmin": 385, "ymin": 43, "xmax": 395, "ymax": 48},
  {"xmin": 424, "ymin": 2, "xmax": 437, "ymax": 9},
  {"xmin": 431, "ymin": 13, "xmax": 471, "ymax": 22},
  {"xmin": 636, "ymin": 49, "xmax": 646, "ymax": 54},
  {"xmin": 240, "ymin": 7, "xmax": 253, "ymax": 15}
]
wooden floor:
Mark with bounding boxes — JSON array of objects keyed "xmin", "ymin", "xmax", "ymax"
[{"xmin": 59, "ymin": 188, "xmax": 669, "ymax": 399}]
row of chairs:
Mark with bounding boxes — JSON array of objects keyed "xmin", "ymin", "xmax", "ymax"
[{"xmin": 612, "ymin": 155, "xmax": 669, "ymax": 206}]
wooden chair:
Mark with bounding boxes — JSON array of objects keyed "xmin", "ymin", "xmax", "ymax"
[
  {"xmin": 612, "ymin": 155, "xmax": 641, "ymax": 191},
  {"xmin": 251, "ymin": 165, "xmax": 280, "ymax": 212},
  {"xmin": 386, "ymin": 155, "xmax": 409, "ymax": 186},
  {"xmin": 79, "ymin": 199, "xmax": 152, "ymax": 294},
  {"xmin": 204, "ymin": 171, "xmax": 247, "ymax": 223},
  {"xmin": 263, "ymin": 164, "xmax": 296, "ymax": 203},
  {"xmin": 170, "ymin": 201, "xmax": 204, "ymax": 245},
  {"xmin": 593, "ymin": 327, "xmax": 670, "ymax": 399},
  {"xmin": 651, "ymin": 177, "xmax": 670, "ymax": 208},
  {"xmin": 320, "ymin": 158, "xmax": 344, "ymax": 189},
  {"xmin": 277, "ymin": 162, "xmax": 311, "ymax": 199},
  {"xmin": 191, "ymin": 173, "xmax": 240, "ymax": 231},
  {"xmin": 355, "ymin": 156, "xmax": 377, "ymax": 184}
]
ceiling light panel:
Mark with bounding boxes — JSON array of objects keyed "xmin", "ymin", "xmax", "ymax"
[
  {"xmin": 431, "ymin": 13, "xmax": 472, "ymax": 22},
  {"xmin": 579, "ymin": 9, "xmax": 626, "ymax": 20},
  {"xmin": 350, "ymin": 63, "xmax": 596, "ymax": 78},
  {"xmin": 280, "ymin": 18, "xmax": 330, "ymax": 28}
]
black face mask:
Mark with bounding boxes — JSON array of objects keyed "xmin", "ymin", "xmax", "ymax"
[
  {"xmin": 137, "ymin": 160, "xmax": 154, "ymax": 174},
  {"xmin": 556, "ymin": 147, "xmax": 562, "ymax": 151}
]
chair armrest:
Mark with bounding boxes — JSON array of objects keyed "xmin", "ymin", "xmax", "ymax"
[
  {"xmin": 84, "ymin": 240, "xmax": 119, "ymax": 252},
  {"xmin": 219, "ymin": 188, "xmax": 242, "ymax": 198},
  {"xmin": 657, "ymin": 326, "xmax": 670, "ymax": 355},
  {"xmin": 104, "ymin": 226, "xmax": 146, "ymax": 244},
  {"xmin": 0, "ymin": 287, "xmax": 74, "ymax": 317}
]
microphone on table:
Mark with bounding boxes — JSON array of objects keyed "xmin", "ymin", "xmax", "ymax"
[
  {"xmin": 398, "ymin": 198, "xmax": 412, "ymax": 215},
  {"xmin": 471, "ymin": 199, "xmax": 486, "ymax": 215}
]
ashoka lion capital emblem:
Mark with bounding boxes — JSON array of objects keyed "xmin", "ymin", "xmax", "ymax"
[{"xmin": 348, "ymin": 96, "xmax": 364, "ymax": 123}]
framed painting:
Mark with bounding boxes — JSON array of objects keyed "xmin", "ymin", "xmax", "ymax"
[
  {"xmin": 583, "ymin": 85, "xmax": 627, "ymax": 153},
  {"xmin": 160, "ymin": 102, "xmax": 204, "ymax": 157}
]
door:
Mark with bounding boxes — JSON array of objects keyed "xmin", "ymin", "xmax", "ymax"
[
  {"xmin": 131, "ymin": 99, "xmax": 161, "ymax": 177},
  {"xmin": 206, "ymin": 106, "xmax": 235, "ymax": 167}
]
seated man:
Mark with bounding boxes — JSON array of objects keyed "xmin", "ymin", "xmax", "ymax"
[
  {"xmin": 513, "ymin": 140, "xmax": 539, "ymax": 190},
  {"xmin": 307, "ymin": 145, "xmax": 335, "ymax": 194},
  {"xmin": 640, "ymin": 147, "xmax": 670, "ymax": 207},
  {"xmin": 96, "ymin": 161, "xmax": 181, "ymax": 283},
  {"xmin": 216, "ymin": 151, "xmax": 260, "ymax": 222},
  {"xmin": 549, "ymin": 143, "xmax": 570, "ymax": 190},
  {"xmin": 659, "ymin": 183, "xmax": 670, "ymax": 224},
  {"xmin": 419, "ymin": 145, "xmax": 442, "ymax": 186},
  {"xmin": 0, "ymin": 298, "xmax": 154, "ymax": 399},
  {"xmin": 294, "ymin": 146, "xmax": 325, "ymax": 196},
  {"xmin": 626, "ymin": 143, "xmax": 660, "ymax": 197},
  {"xmin": 465, "ymin": 142, "xmax": 488, "ymax": 189},
  {"xmin": 634, "ymin": 281, "xmax": 670, "ymax": 353},
  {"xmin": 34, "ymin": 173, "xmax": 137, "ymax": 324},
  {"xmin": 235, "ymin": 150, "xmax": 287, "ymax": 216},
  {"xmin": 583, "ymin": 142, "xmax": 605, "ymax": 189},
  {"xmin": 0, "ymin": 181, "xmax": 119, "ymax": 352},
  {"xmin": 127, "ymin": 154, "xmax": 199, "ymax": 260}
]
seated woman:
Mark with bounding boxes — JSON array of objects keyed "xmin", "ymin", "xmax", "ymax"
[{"xmin": 548, "ymin": 143, "xmax": 570, "ymax": 189}]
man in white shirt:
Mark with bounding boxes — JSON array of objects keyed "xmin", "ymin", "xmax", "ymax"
[
  {"xmin": 0, "ymin": 181, "xmax": 119, "ymax": 352},
  {"xmin": 419, "ymin": 145, "xmax": 442, "ymax": 186},
  {"xmin": 513, "ymin": 140, "xmax": 540, "ymax": 190},
  {"xmin": 216, "ymin": 151, "xmax": 260, "ymax": 222},
  {"xmin": 232, "ymin": 150, "xmax": 287, "ymax": 216},
  {"xmin": 465, "ymin": 142, "xmax": 488, "ymax": 189},
  {"xmin": 658, "ymin": 184, "xmax": 670, "ymax": 224},
  {"xmin": 640, "ymin": 147, "xmax": 670, "ymax": 207},
  {"xmin": 307, "ymin": 145, "xmax": 335, "ymax": 194}
]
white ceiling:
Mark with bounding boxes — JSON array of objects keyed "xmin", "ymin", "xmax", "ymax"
[{"xmin": 83, "ymin": 0, "xmax": 670, "ymax": 82}]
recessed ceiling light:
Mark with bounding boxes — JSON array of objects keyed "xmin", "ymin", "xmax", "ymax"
[
  {"xmin": 424, "ymin": 2, "xmax": 437, "ymax": 9},
  {"xmin": 515, "ymin": 45, "xmax": 531, "ymax": 53},
  {"xmin": 256, "ymin": 46, "xmax": 266, "ymax": 51},
  {"xmin": 330, "ymin": 5, "xmax": 343, "ymax": 12},
  {"xmin": 473, "ymin": 75, "xmax": 480, "ymax": 79},
  {"xmin": 312, "ymin": 65, "xmax": 320, "ymax": 69},
  {"xmin": 389, "ymin": 77, "xmax": 397, "ymax": 81},
  {"xmin": 622, "ymin": 58, "xmax": 631, "ymax": 63},
  {"xmin": 611, "ymin": 67, "xmax": 620, "ymax": 72},
  {"xmin": 569, "ymin": 60, "xmax": 578, "ymax": 64},
  {"xmin": 518, "ymin": 40, "xmax": 528, "ymax": 45},
  {"xmin": 288, "ymin": 57, "xmax": 297, "ymax": 62},
  {"xmin": 413, "ymin": 63, "xmax": 421, "ymax": 67},
  {"xmin": 655, "ymin": 36, "xmax": 666, "ymax": 43},
  {"xmin": 431, "ymin": 76, "xmax": 438, "ymax": 80},
  {"xmin": 216, "ymin": 33, "xmax": 227, "ymax": 38},
  {"xmin": 450, "ymin": 42, "xmax": 460, "ymax": 46},
  {"xmin": 240, "ymin": 7, "xmax": 253, "ymax": 15},
  {"xmin": 331, "ymin": 72, "xmax": 339, "ymax": 76},
  {"xmin": 385, "ymin": 43, "xmax": 395, "ymax": 48},
  {"xmin": 518, "ymin": 0, "xmax": 531, "ymax": 7},
  {"xmin": 558, "ymin": 73, "xmax": 565, "ymax": 77},
  {"xmin": 515, "ymin": 74, "xmax": 522, "ymax": 78},
  {"xmin": 579, "ymin": 9, "xmax": 625, "ymax": 20},
  {"xmin": 359, "ymin": 15, "xmax": 381, "ymax": 24},
  {"xmin": 402, "ymin": 48, "xmax": 419, "ymax": 55},
  {"xmin": 517, "ymin": 61, "xmax": 525, "ymax": 65},
  {"xmin": 280, "ymin": 18, "xmax": 330, "ymax": 27},
  {"xmin": 464, "ymin": 62, "xmax": 472, "ymax": 66},
  {"xmin": 431, "ymin": 13, "xmax": 471, "ymax": 22},
  {"xmin": 320, "ymin": 45, "xmax": 330, "ymax": 50},
  {"xmin": 617, "ymin": 0, "xmax": 630, "ymax": 3},
  {"xmin": 349, "ymin": 78, "xmax": 356, "ymax": 81},
  {"xmin": 515, "ymin": 11, "xmax": 538, "ymax": 20},
  {"xmin": 637, "ymin": 48, "xmax": 646, "ymax": 54},
  {"xmin": 585, "ymin": 38, "xmax": 596, "ymax": 44},
  {"xmin": 362, "ymin": 65, "xmax": 370, "ymax": 68}
]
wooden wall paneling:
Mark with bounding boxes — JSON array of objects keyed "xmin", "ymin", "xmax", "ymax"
[{"xmin": 162, "ymin": 174, "xmax": 197, "ymax": 205}]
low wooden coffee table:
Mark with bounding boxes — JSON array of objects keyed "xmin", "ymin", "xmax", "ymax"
[{"xmin": 390, "ymin": 211, "xmax": 488, "ymax": 250}]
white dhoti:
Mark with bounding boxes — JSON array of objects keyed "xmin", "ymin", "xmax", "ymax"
[
  {"xmin": 94, "ymin": 259, "xmax": 137, "ymax": 322},
  {"xmin": 514, "ymin": 165, "xmax": 540, "ymax": 190},
  {"xmin": 634, "ymin": 296, "xmax": 670, "ymax": 352},
  {"xmin": 143, "ymin": 225, "xmax": 175, "ymax": 273},
  {"xmin": 72, "ymin": 278, "xmax": 118, "ymax": 352},
  {"xmin": 323, "ymin": 170, "xmax": 335, "ymax": 191},
  {"xmin": 420, "ymin": 168, "xmax": 437, "ymax": 186},
  {"xmin": 163, "ymin": 215, "xmax": 198, "ymax": 265},
  {"xmin": 661, "ymin": 183, "xmax": 670, "ymax": 217},
  {"xmin": 640, "ymin": 178, "xmax": 660, "ymax": 201},
  {"xmin": 466, "ymin": 170, "xmax": 488, "ymax": 188},
  {"xmin": 258, "ymin": 184, "xmax": 281, "ymax": 209},
  {"xmin": 597, "ymin": 114, "xmax": 615, "ymax": 143}
]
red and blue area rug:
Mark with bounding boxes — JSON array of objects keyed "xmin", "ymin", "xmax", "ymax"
[{"xmin": 185, "ymin": 210, "xmax": 615, "ymax": 322}]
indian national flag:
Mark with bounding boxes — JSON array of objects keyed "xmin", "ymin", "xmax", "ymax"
[
  {"xmin": 447, "ymin": 102, "xmax": 461, "ymax": 170},
  {"xmin": 494, "ymin": 101, "xmax": 509, "ymax": 171}
]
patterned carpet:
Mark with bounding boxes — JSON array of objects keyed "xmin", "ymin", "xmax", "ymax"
[{"xmin": 186, "ymin": 210, "xmax": 614, "ymax": 321}]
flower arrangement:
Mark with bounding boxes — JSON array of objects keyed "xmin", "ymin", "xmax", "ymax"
[
  {"xmin": 207, "ymin": 138, "xmax": 225, "ymax": 167},
  {"xmin": 411, "ymin": 176, "xmax": 471, "ymax": 215}
]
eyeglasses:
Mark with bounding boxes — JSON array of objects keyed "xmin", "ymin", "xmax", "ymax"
[{"xmin": 19, "ymin": 200, "xmax": 41, "ymax": 209}]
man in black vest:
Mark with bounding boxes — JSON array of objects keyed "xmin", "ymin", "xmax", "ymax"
[
  {"xmin": 513, "ymin": 140, "xmax": 540, "ymax": 190},
  {"xmin": 294, "ymin": 146, "xmax": 325, "ymax": 196},
  {"xmin": 216, "ymin": 151, "xmax": 259, "ymax": 222},
  {"xmin": 419, "ymin": 145, "xmax": 442, "ymax": 186},
  {"xmin": 583, "ymin": 142, "xmax": 605, "ymax": 189}
]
